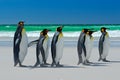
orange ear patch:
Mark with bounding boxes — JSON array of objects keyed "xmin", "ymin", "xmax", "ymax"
[
  {"xmin": 82, "ymin": 30, "xmax": 84, "ymax": 32},
  {"xmin": 101, "ymin": 29, "xmax": 104, "ymax": 32},
  {"xmin": 87, "ymin": 32, "xmax": 89, "ymax": 34}
]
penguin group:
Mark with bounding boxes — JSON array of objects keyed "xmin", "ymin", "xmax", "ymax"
[{"xmin": 13, "ymin": 21, "xmax": 110, "ymax": 67}]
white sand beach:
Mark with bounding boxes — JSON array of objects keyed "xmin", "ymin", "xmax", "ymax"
[{"xmin": 0, "ymin": 37, "xmax": 120, "ymax": 80}]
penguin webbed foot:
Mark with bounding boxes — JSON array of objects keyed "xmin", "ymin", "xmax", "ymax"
[
  {"xmin": 19, "ymin": 64, "xmax": 27, "ymax": 67},
  {"xmin": 86, "ymin": 60, "xmax": 93, "ymax": 64},
  {"xmin": 83, "ymin": 61, "xmax": 90, "ymax": 65},
  {"xmin": 33, "ymin": 62, "xmax": 40, "ymax": 67},
  {"xmin": 56, "ymin": 64, "xmax": 63, "ymax": 67},
  {"xmin": 51, "ymin": 62, "xmax": 63, "ymax": 67},
  {"xmin": 102, "ymin": 59, "xmax": 110, "ymax": 62},
  {"xmin": 40, "ymin": 64, "xmax": 48, "ymax": 67},
  {"xmin": 56, "ymin": 62, "xmax": 63, "ymax": 67},
  {"xmin": 44, "ymin": 62, "xmax": 50, "ymax": 65},
  {"xmin": 51, "ymin": 62, "xmax": 56, "ymax": 67}
]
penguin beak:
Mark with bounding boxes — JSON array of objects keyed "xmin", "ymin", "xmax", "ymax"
[
  {"xmin": 101, "ymin": 27, "xmax": 110, "ymax": 30},
  {"xmin": 89, "ymin": 30, "xmax": 96, "ymax": 34},
  {"xmin": 83, "ymin": 29, "xmax": 90, "ymax": 33},
  {"xmin": 60, "ymin": 26, "xmax": 64, "ymax": 31},
  {"xmin": 46, "ymin": 29, "xmax": 51, "ymax": 33}
]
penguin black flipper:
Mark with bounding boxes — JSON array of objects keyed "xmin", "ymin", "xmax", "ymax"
[
  {"xmin": 82, "ymin": 35, "xmax": 86, "ymax": 57},
  {"xmin": 51, "ymin": 32, "xmax": 59, "ymax": 64},
  {"xmin": 13, "ymin": 27, "xmax": 22, "ymax": 66},
  {"xmin": 77, "ymin": 32, "xmax": 86, "ymax": 65},
  {"xmin": 98, "ymin": 33, "xmax": 105, "ymax": 61},
  {"xmin": 77, "ymin": 35, "xmax": 83, "ymax": 64},
  {"xmin": 28, "ymin": 40, "xmax": 39, "ymax": 47},
  {"xmin": 35, "ymin": 36, "xmax": 46, "ymax": 65}
]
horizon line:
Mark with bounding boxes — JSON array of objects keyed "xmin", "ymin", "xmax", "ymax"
[{"xmin": 0, "ymin": 24, "xmax": 120, "ymax": 26}]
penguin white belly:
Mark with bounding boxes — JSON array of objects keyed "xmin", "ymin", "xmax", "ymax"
[
  {"xmin": 102, "ymin": 37, "xmax": 110, "ymax": 59},
  {"xmin": 88, "ymin": 40, "xmax": 93, "ymax": 59},
  {"xmin": 43, "ymin": 38, "xmax": 50, "ymax": 60},
  {"xmin": 19, "ymin": 32, "xmax": 28, "ymax": 63},
  {"xmin": 55, "ymin": 38, "xmax": 64, "ymax": 64},
  {"xmin": 85, "ymin": 36, "xmax": 93, "ymax": 60}
]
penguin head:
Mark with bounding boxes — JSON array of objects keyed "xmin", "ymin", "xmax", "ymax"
[
  {"xmin": 57, "ymin": 26, "xmax": 64, "ymax": 32},
  {"xmin": 87, "ymin": 30, "xmax": 95, "ymax": 36},
  {"xmin": 41, "ymin": 29, "xmax": 51, "ymax": 36},
  {"xmin": 18, "ymin": 21, "xmax": 24, "ymax": 27},
  {"xmin": 82, "ymin": 29, "xmax": 89, "ymax": 33},
  {"xmin": 101, "ymin": 27, "xmax": 109, "ymax": 32}
]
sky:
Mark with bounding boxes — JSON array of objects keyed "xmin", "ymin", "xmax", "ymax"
[{"xmin": 0, "ymin": 0, "xmax": 120, "ymax": 24}]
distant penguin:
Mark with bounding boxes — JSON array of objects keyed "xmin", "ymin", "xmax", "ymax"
[
  {"xmin": 98, "ymin": 27, "xmax": 110, "ymax": 62},
  {"xmin": 51, "ymin": 26, "xmax": 64, "ymax": 67},
  {"xmin": 28, "ymin": 29, "xmax": 50, "ymax": 67},
  {"xmin": 13, "ymin": 21, "xmax": 28, "ymax": 67},
  {"xmin": 85, "ymin": 30, "xmax": 95, "ymax": 63},
  {"xmin": 77, "ymin": 29, "xmax": 89, "ymax": 65}
]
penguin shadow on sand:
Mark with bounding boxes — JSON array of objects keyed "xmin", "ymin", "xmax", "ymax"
[
  {"xmin": 107, "ymin": 60, "xmax": 120, "ymax": 63},
  {"xmin": 89, "ymin": 60, "xmax": 120, "ymax": 67},
  {"xmin": 91, "ymin": 59, "xmax": 120, "ymax": 66},
  {"xmin": 16, "ymin": 65, "xmax": 33, "ymax": 68},
  {"xmin": 29, "ymin": 64, "xmax": 82, "ymax": 69},
  {"xmin": 16, "ymin": 60, "xmax": 120, "ymax": 68},
  {"xmin": 17, "ymin": 64, "xmax": 85, "ymax": 69},
  {"xmin": 16, "ymin": 62, "xmax": 110, "ymax": 68},
  {"xmin": 81, "ymin": 62, "xmax": 109, "ymax": 67}
]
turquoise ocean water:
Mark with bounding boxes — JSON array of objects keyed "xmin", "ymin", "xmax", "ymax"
[{"xmin": 0, "ymin": 24, "xmax": 120, "ymax": 37}]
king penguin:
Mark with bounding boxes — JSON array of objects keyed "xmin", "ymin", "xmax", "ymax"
[
  {"xmin": 13, "ymin": 21, "xmax": 28, "ymax": 67},
  {"xmin": 98, "ymin": 27, "xmax": 110, "ymax": 62},
  {"xmin": 28, "ymin": 29, "xmax": 50, "ymax": 67},
  {"xmin": 77, "ymin": 29, "xmax": 89, "ymax": 65},
  {"xmin": 51, "ymin": 26, "xmax": 64, "ymax": 67},
  {"xmin": 85, "ymin": 30, "xmax": 95, "ymax": 63}
]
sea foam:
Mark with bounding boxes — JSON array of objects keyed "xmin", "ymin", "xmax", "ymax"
[{"xmin": 0, "ymin": 30, "xmax": 120, "ymax": 37}]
